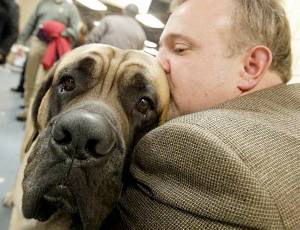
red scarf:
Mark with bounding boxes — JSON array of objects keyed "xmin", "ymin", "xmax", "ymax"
[{"xmin": 41, "ymin": 20, "xmax": 71, "ymax": 70}]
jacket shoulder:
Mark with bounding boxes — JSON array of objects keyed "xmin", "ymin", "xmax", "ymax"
[{"xmin": 128, "ymin": 120, "xmax": 284, "ymax": 229}]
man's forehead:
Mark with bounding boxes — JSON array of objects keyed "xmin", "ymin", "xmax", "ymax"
[
  {"xmin": 173, "ymin": 0, "xmax": 234, "ymax": 21},
  {"xmin": 159, "ymin": 6, "xmax": 201, "ymax": 46},
  {"xmin": 160, "ymin": 0, "xmax": 233, "ymax": 42},
  {"xmin": 160, "ymin": 6, "xmax": 195, "ymax": 44}
]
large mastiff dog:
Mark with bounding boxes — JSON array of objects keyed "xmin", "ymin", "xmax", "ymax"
[{"xmin": 11, "ymin": 44, "xmax": 170, "ymax": 230}]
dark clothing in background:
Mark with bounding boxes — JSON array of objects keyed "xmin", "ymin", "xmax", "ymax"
[
  {"xmin": 0, "ymin": 0, "xmax": 19, "ymax": 63},
  {"xmin": 86, "ymin": 15, "xmax": 146, "ymax": 50}
]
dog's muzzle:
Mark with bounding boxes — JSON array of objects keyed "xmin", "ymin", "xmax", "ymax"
[
  {"xmin": 22, "ymin": 102, "xmax": 126, "ymax": 229},
  {"xmin": 50, "ymin": 109, "xmax": 117, "ymax": 160}
]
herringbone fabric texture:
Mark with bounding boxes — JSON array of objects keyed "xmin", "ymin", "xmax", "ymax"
[{"xmin": 116, "ymin": 84, "xmax": 300, "ymax": 229}]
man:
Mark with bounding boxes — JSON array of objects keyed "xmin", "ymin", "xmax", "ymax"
[
  {"xmin": 16, "ymin": 0, "xmax": 81, "ymax": 121},
  {"xmin": 103, "ymin": 0, "xmax": 300, "ymax": 229},
  {"xmin": 86, "ymin": 4, "xmax": 146, "ymax": 50},
  {"xmin": 0, "ymin": 0, "xmax": 19, "ymax": 64}
]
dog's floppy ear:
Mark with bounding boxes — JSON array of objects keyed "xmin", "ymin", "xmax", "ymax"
[
  {"xmin": 31, "ymin": 69, "xmax": 55, "ymax": 132},
  {"xmin": 159, "ymin": 104, "xmax": 169, "ymax": 125},
  {"xmin": 23, "ymin": 67, "xmax": 55, "ymax": 154},
  {"xmin": 156, "ymin": 76, "xmax": 171, "ymax": 125},
  {"xmin": 164, "ymin": 100, "xmax": 180, "ymax": 122}
]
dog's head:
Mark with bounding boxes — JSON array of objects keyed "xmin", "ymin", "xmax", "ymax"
[{"xmin": 22, "ymin": 44, "xmax": 170, "ymax": 229}]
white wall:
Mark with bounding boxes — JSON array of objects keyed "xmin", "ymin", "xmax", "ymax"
[{"xmin": 284, "ymin": 0, "xmax": 300, "ymax": 83}]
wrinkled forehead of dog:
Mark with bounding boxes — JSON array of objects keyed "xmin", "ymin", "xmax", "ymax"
[
  {"xmin": 36, "ymin": 44, "xmax": 170, "ymax": 134},
  {"xmin": 55, "ymin": 44, "xmax": 168, "ymax": 99}
]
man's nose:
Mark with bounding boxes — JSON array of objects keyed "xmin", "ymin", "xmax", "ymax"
[{"xmin": 157, "ymin": 51, "xmax": 170, "ymax": 74}]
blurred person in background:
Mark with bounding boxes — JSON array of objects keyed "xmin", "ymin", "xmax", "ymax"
[
  {"xmin": 0, "ymin": 0, "xmax": 19, "ymax": 64},
  {"xmin": 86, "ymin": 4, "xmax": 146, "ymax": 50},
  {"xmin": 16, "ymin": 0, "xmax": 81, "ymax": 121}
]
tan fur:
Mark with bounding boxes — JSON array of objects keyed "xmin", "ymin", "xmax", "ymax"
[{"xmin": 7, "ymin": 44, "xmax": 171, "ymax": 230}]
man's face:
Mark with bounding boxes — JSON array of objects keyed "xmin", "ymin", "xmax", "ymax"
[{"xmin": 158, "ymin": 0, "xmax": 243, "ymax": 115}]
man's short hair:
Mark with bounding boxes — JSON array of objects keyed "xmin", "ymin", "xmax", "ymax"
[
  {"xmin": 231, "ymin": 0, "xmax": 292, "ymax": 82},
  {"xmin": 170, "ymin": 0, "xmax": 292, "ymax": 82}
]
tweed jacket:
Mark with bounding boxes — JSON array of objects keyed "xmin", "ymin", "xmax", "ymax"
[{"xmin": 106, "ymin": 83, "xmax": 300, "ymax": 230}]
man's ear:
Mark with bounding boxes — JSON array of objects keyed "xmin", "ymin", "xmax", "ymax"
[{"xmin": 238, "ymin": 46, "xmax": 272, "ymax": 92}]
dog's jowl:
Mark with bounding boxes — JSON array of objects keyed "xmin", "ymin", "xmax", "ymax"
[{"xmin": 21, "ymin": 44, "xmax": 170, "ymax": 230}]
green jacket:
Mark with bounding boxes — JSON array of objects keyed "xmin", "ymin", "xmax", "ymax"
[
  {"xmin": 18, "ymin": 0, "xmax": 81, "ymax": 45},
  {"xmin": 108, "ymin": 83, "xmax": 300, "ymax": 229}
]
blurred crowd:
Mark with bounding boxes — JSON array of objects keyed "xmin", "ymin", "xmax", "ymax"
[{"xmin": 0, "ymin": 0, "xmax": 147, "ymax": 121}]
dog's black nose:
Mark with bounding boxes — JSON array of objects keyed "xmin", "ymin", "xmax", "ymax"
[{"xmin": 51, "ymin": 110, "xmax": 116, "ymax": 159}]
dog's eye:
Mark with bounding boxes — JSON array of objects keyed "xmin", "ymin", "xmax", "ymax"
[
  {"xmin": 58, "ymin": 75, "xmax": 76, "ymax": 93},
  {"xmin": 136, "ymin": 97, "xmax": 153, "ymax": 115}
]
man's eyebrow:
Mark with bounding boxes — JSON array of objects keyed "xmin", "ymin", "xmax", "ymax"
[{"xmin": 159, "ymin": 33, "xmax": 194, "ymax": 46}]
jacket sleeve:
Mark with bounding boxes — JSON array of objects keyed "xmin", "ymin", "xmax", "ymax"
[
  {"xmin": 114, "ymin": 121, "xmax": 283, "ymax": 229},
  {"xmin": 0, "ymin": 3, "xmax": 19, "ymax": 55}
]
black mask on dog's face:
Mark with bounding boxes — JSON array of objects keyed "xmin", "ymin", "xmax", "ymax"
[{"xmin": 22, "ymin": 101, "xmax": 126, "ymax": 229}]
